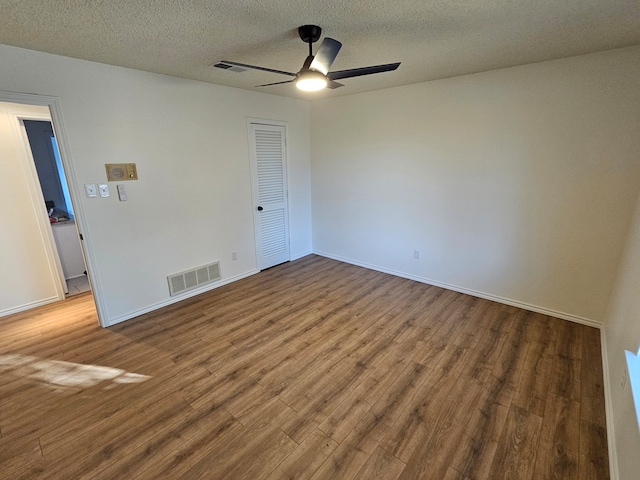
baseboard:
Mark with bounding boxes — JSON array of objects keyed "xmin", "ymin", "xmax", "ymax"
[
  {"xmin": 0, "ymin": 295, "xmax": 61, "ymax": 318},
  {"xmin": 600, "ymin": 328, "xmax": 620, "ymax": 480},
  {"xmin": 290, "ymin": 250, "xmax": 313, "ymax": 261},
  {"xmin": 65, "ymin": 274, "xmax": 87, "ymax": 280},
  {"xmin": 105, "ymin": 269, "xmax": 260, "ymax": 327},
  {"xmin": 313, "ymin": 250, "xmax": 603, "ymax": 329}
]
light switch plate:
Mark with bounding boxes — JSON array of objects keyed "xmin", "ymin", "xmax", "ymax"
[
  {"xmin": 98, "ymin": 184, "xmax": 110, "ymax": 198},
  {"xmin": 84, "ymin": 184, "xmax": 97, "ymax": 198}
]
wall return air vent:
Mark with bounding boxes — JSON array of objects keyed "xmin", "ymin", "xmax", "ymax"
[{"xmin": 167, "ymin": 261, "xmax": 221, "ymax": 297}]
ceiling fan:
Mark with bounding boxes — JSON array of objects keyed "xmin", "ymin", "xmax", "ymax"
[{"xmin": 219, "ymin": 25, "xmax": 401, "ymax": 92}]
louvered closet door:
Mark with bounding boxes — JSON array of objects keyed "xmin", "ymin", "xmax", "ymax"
[{"xmin": 249, "ymin": 123, "xmax": 290, "ymax": 270}]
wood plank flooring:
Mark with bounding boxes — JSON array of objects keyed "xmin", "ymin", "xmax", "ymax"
[{"xmin": 0, "ymin": 255, "xmax": 609, "ymax": 479}]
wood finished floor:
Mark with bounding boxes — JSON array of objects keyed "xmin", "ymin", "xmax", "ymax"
[{"xmin": 0, "ymin": 255, "xmax": 609, "ymax": 479}]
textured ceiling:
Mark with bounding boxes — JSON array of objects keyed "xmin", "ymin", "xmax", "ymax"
[{"xmin": 1, "ymin": 0, "xmax": 639, "ymax": 100}]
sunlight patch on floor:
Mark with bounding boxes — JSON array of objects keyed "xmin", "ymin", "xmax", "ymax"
[{"xmin": 0, "ymin": 354, "xmax": 151, "ymax": 389}]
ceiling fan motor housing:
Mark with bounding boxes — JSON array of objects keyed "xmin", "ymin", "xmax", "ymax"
[{"xmin": 298, "ymin": 25, "xmax": 322, "ymax": 44}]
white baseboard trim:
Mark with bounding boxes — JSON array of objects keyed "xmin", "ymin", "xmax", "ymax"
[
  {"xmin": 313, "ymin": 250, "xmax": 603, "ymax": 329},
  {"xmin": 65, "ymin": 274, "xmax": 87, "ymax": 280},
  {"xmin": 105, "ymin": 269, "xmax": 260, "ymax": 327},
  {"xmin": 290, "ymin": 250, "xmax": 313, "ymax": 261},
  {"xmin": 600, "ymin": 328, "xmax": 620, "ymax": 480},
  {"xmin": 0, "ymin": 295, "xmax": 61, "ymax": 318}
]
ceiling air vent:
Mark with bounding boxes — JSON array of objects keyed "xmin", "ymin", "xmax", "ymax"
[
  {"xmin": 168, "ymin": 261, "xmax": 221, "ymax": 296},
  {"xmin": 212, "ymin": 62, "xmax": 246, "ymax": 73}
]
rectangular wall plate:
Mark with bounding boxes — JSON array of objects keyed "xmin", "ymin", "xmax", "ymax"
[
  {"xmin": 105, "ymin": 163, "xmax": 138, "ymax": 181},
  {"xmin": 117, "ymin": 184, "xmax": 128, "ymax": 201},
  {"xmin": 84, "ymin": 183, "xmax": 97, "ymax": 198}
]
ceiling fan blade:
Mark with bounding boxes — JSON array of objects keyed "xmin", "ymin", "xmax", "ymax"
[
  {"xmin": 255, "ymin": 79, "xmax": 295, "ymax": 87},
  {"xmin": 219, "ymin": 60, "xmax": 296, "ymax": 77},
  {"xmin": 309, "ymin": 38, "xmax": 342, "ymax": 75},
  {"xmin": 327, "ymin": 80, "xmax": 344, "ymax": 89},
  {"xmin": 328, "ymin": 62, "xmax": 400, "ymax": 81}
]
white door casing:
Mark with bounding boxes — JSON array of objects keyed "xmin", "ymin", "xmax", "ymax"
[{"xmin": 248, "ymin": 122, "xmax": 290, "ymax": 270}]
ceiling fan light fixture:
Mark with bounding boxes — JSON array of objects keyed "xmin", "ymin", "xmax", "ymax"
[
  {"xmin": 222, "ymin": 25, "xmax": 400, "ymax": 92},
  {"xmin": 295, "ymin": 70, "xmax": 327, "ymax": 91}
]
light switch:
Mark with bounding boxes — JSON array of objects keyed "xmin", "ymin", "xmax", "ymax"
[
  {"xmin": 98, "ymin": 184, "xmax": 110, "ymax": 198},
  {"xmin": 84, "ymin": 184, "xmax": 97, "ymax": 198}
]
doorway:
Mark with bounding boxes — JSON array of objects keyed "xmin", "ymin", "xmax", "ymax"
[
  {"xmin": 23, "ymin": 119, "xmax": 89, "ymax": 297},
  {"xmin": 0, "ymin": 99, "xmax": 95, "ymax": 320}
]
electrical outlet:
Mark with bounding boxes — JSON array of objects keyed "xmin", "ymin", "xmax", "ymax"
[
  {"xmin": 622, "ymin": 368, "xmax": 629, "ymax": 389},
  {"xmin": 414, "ymin": 250, "xmax": 420, "ymax": 260},
  {"xmin": 231, "ymin": 252, "xmax": 237, "ymax": 261}
]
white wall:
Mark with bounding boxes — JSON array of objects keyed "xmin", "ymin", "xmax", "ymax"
[
  {"xmin": 604, "ymin": 186, "xmax": 640, "ymax": 479},
  {"xmin": 0, "ymin": 44, "xmax": 311, "ymax": 325},
  {"xmin": 0, "ymin": 102, "xmax": 62, "ymax": 315},
  {"xmin": 311, "ymin": 46, "xmax": 640, "ymax": 325}
]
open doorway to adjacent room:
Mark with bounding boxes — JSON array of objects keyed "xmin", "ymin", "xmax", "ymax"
[
  {"xmin": 23, "ymin": 118, "xmax": 90, "ymax": 297},
  {"xmin": 0, "ymin": 99, "xmax": 95, "ymax": 320}
]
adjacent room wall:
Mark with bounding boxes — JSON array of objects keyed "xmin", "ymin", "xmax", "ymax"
[
  {"xmin": 0, "ymin": 44, "xmax": 312, "ymax": 325},
  {"xmin": 311, "ymin": 46, "xmax": 640, "ymax": 324},
  {"xmin": 604, "ymin": 186, "xmax": 640, "ymax": 479}
]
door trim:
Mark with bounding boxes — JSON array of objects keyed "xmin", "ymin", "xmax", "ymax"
[{"xmin": 0, "ymin": 90, "xmax": 107, "ymax": 327}]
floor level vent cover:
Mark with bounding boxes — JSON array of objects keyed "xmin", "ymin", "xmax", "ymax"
[{"xmin": 168, "ymin": 261, "xmax": 221, "ymax": 296}]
